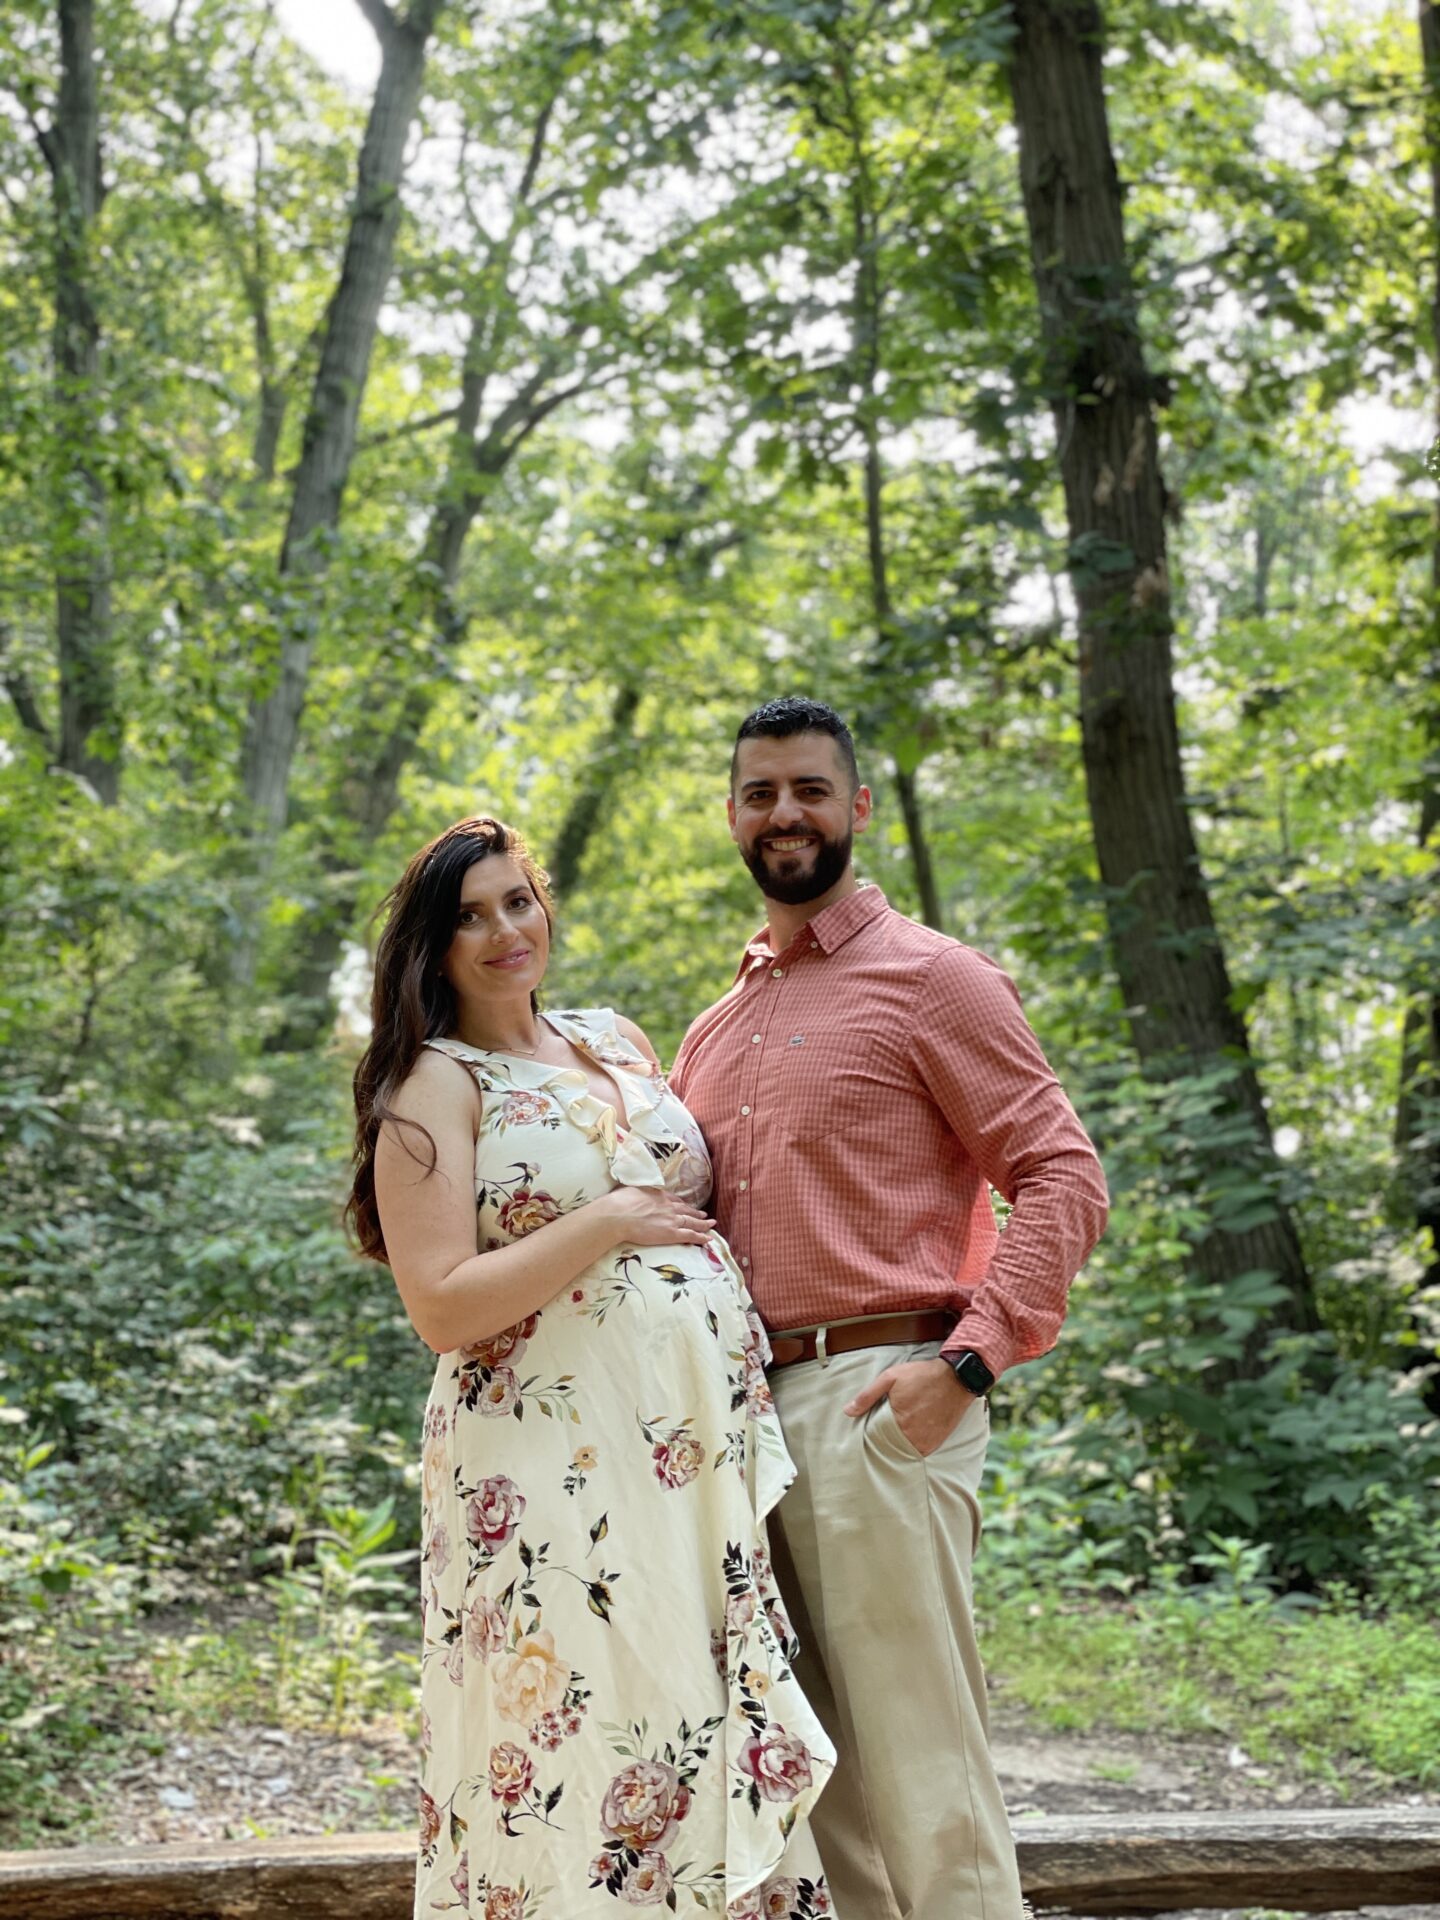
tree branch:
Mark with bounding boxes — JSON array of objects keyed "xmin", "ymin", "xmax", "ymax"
[
  {"xmin": 351, "ymin": 0, "xmax": 397, "ymax": 46},
  {"xmin": 2, "ymin": 657, "xmax": 56, "ymax": 755},
  {"xmin": 10, "ymin": 82, "xmax": 61, "ymax": 176},
  {"xmin": 357, "ymin": 403, "xmax": 462, "ymax": 453}
]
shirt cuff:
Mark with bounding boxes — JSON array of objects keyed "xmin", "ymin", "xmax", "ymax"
[{"xmin": 940, "ymin": 1315, "xmax": 1018, "ymax": 1382}]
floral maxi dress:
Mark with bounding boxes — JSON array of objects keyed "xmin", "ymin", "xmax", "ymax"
[{"xmin": 415, "ymin": 1010, "xmax": 836, "ymax": 1920}]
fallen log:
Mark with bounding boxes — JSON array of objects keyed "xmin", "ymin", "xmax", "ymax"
[
  {"xmin": 0, "ymin": 1807, "xmax": 1435, "ymax": 1917},
  {"xmin": 1018, "ymin": 1805, "xmax": 1440, "ymax": 1913}
]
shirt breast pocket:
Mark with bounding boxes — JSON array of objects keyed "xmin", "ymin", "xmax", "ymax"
[{"xmin": 779, "ymin": 1023, "xmax": 891, "ymax": 1141}]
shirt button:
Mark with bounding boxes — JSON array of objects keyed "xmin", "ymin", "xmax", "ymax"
[
  {"xmin": 772, "ymin": 967, "xmax": 783, "ymax": 978},
  {"xmin": 740, "ymin": 1105, "xmax": 751, "ymax": 1116},
  {"xmin": 741, "ymin": 1257, "xmax": 750, "ymax": 1268},
  {"xmin": 751, "ymin": 1033, "xmax": 762, "ymax": 1043},
  {"xmin": 739, "ymin": 1179, "xmax": 749, "ymax": 1191},
  {"xmin": 810, "ymin": 941, "xmax": 818, "ymax": 949}
]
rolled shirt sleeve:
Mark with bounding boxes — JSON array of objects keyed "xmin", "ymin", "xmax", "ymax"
[{"xmin": 909, "ymin": 944, "xmax": 1109, "ymax": 1379}]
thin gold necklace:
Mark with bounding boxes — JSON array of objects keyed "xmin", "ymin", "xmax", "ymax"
[{"xmin": 491, "ymin": 1017, "xmax": 547, "ymax": 1056}]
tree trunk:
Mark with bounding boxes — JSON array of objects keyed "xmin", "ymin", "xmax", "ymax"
[
  {"xmin": 1398, "ymin": 1, "xmax": 1440, "ymax": 1321},
  {"xmin": 240, "ymin": 0, "xmax": 446, "ymax": 832},
  {"xmin": 547, "ymin": 681, "xmax": 643, "ymax": 901},
  {"xmin": 1005, "ymin": 0, "xmax": 1317, "ymax": 1346},
  {"xmin": 45, "ymin": 0, "xmax": 118, "ymax": 802},
  {"xmin": 841, "ymin": 67, "xmax": 944, "ymax": 932},
  {"xmin": 260, "ymin": 335, "xmax": 561, "ymax": 1049}
]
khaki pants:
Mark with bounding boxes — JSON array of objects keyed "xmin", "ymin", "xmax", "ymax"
[{"xmin": 768, "ymin": 1340, "xmax": 1026, "ymax": 1920}]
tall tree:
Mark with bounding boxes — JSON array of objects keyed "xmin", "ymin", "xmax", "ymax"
[
  {"xmin": 1399, "ymin": 0, "xmax": 1440, "ymax": 1308},
  {"xmin": 24, "ymin": 0, "xmax": 118, "ymax": 799},
  {"xmin": 240, "ymin": 0, "xmax": 446, "ymax": 832},
  {"xmin": 258, "ymin": 11, "xmax": 724, "ymax": 1044},
  {"xmin": 1004, "ymin": 0, "xmax": 1317, "ymax": 1350}
]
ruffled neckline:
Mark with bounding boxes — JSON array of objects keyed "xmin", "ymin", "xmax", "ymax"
[{"xmin": 426, "ymin": 1010, "xmax": 680, "ymax": 1191}]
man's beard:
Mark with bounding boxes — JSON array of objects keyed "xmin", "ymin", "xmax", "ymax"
[{"xmin": 741, "ymin": 829, "xmax": 853, "ymax": 905}]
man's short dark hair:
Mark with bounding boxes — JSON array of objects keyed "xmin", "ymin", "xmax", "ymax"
[{"xmin": 730, "ymin": 697, "xmax": 859, "ymax": 790}]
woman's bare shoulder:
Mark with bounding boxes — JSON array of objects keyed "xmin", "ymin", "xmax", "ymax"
[{"xmin": 387, "ymin": 1044, "xmax": 484, "ymax": 1124}]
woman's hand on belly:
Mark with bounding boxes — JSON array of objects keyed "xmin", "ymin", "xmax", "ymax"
[{"xmin": 599, "ymin": 1185, "xmax": 716, "ymax": 1249}]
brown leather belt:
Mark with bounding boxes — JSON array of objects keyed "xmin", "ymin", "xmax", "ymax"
[{"xmin": 767, "ymin": 1310, "xmax": 955, "ymax": 1371}]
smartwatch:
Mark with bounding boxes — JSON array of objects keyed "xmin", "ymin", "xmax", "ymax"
[{"xmin": 947, "ymin": 1349, "xmax": 995, "ymax": 1398}]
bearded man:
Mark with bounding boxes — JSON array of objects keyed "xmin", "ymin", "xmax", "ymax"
[{"xmin": 671, "ymin": 697, "xmax": 1109, "ymax": 1920}]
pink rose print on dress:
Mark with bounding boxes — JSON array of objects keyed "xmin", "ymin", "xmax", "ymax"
[
  {"xmin": 418, "ymin": 1785, "xmax": 441, "ymax": 1852},
  {"xmin": 466, "ymin": 1595, "xmax": 507, "ymax": 1662},
  {"xmin": 761, "ymin": 1879, "xmax": 800, "ymax": 1919},
  {"xmin": 461, "ymin": 1315, "xmax": 538, "ymax": 1371},
  {"xmin": 651, "ymin": 1431, "xmax": 705, "ymax": 1489},
  {"xmin": 484, "ymin": 1888, "xmax": 523, "ymax": 1920},
  {"xmin": 500, "ymin": 1089, "xmax": 551, "ymax": 1127},
  {"xmin": 449, "ymin": 1853, "xmax": 469, "ymax": 1903},
  {"xmin": 600, "ymin": 1758, "xmax": 692, "ymax": 1850},
  {"xmin": 619, "ymin": 1852, "xmax": 675, "ymax": 1906},
  {"xmin": 737, "ymin": 1724, "xmax": 813, "ymax": 1802},
  {"xmin": 742, "ymin": 1344, "xmax": 773, "ymax": 1417},
  {"xmin": 478, "ymin": 1366, "xmax": 520, "ymax": 1416},
  {"xmin": 426, "ymin": 1522, "xmax": 451, "ymax": 1575},
  {"xmin": 465, "ymin": 1474, "xmax": 525, "ymax": 1558},
  {"xmin": 488, "ymin": 1742, "xmax": 535, "ymax": 1806},
  {"xmin": 763, "ymin": 1596, "xmax": 798, "ymax": 1661},
  {"xmin": 725, "ymin": 1587, "xmax": 757, "ymax": 1636},
  {"xmin": 498, "ymin": 1188, "xmax": 561, "ymax": 1237}
]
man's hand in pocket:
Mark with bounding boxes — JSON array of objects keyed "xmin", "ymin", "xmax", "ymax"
[{"xmin": 844, "ymin": 1358, "xmax": 974, "ymax": 1457}]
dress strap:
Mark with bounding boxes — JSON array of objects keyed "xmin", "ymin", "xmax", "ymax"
[{"xmin": 421, "ymin": 1036, "xmax": 501, "ymax": 1090}]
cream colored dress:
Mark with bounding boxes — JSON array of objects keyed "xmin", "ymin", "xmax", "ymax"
[{"xmin": 414, "ymin": 1009, "xmax": 835, "ymax": 1920}]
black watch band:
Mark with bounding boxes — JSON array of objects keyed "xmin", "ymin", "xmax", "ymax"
[{"xmin": 947, "ymin": 1348, "xmax": 995, "ymax": 1398}]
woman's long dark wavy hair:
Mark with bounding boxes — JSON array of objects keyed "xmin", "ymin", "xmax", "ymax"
[{"xmin": 345, "ymin": 816, "xmax": 554, "ymax": 1264}]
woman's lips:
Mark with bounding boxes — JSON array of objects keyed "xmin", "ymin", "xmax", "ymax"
[{"xmin": 485, "ymin": 949, "xmax": 532, "ymax": 970}]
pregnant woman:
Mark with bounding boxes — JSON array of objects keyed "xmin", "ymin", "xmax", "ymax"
[{"xmin": 346, "ymin": 816, "xmax": 834, "ymax": 1920}]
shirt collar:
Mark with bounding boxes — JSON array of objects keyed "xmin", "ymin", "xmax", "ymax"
[{"xmin": 739, "ymin": 883, "xmax": 889, "ymax": 972}]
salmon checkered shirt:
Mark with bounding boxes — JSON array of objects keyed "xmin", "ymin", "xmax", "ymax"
[{"xmin": 670, "ymin": 885, "xmax": 1109, "ymax": 1380}]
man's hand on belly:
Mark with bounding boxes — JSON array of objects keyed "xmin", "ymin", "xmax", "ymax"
[{"xmin": 844, "ymin": 1358, "xmax": 975, "ymax": 1457}]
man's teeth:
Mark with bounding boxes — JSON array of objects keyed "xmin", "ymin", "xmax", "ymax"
[{"xmin": 767, "ymin": 838, "xmax": 814, "ymax": 851}]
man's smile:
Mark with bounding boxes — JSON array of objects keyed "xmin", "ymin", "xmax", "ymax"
[{"xmin": 764, "ymin": 836, "xmax": 817, "ymax": 853}]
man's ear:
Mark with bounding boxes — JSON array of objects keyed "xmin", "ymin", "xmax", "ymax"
[
  {"xmin": 726, "ymin": 792, "xmax": 739, "ymax": 843},
  {"xmin": 851, "ymin": 784, "xmax": 873, "ymax": 835}
]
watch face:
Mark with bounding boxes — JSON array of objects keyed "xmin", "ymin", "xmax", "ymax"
[{"xmin": 952, "ymin": 1351, "xmax": 994, "ymax": 1396}]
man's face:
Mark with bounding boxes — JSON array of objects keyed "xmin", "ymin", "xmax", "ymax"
[{"xmin": 728, "ymin": 732, "xmax": 871, "ymax": 905}]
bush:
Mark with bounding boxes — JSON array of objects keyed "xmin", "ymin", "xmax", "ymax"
[{"xmin": 0, "ymin": 1074, "xmax": 429, "ymax": 1579}]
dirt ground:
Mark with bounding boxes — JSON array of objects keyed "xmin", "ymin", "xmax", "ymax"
[{"xmin": 74, "ymin": 1707, "xmax": 1439, "ymax": 1919}]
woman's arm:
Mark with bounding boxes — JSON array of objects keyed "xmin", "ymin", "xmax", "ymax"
[{"xmin": 375, "ymin": 1050, "xmax": 713, "ymax": 1353}]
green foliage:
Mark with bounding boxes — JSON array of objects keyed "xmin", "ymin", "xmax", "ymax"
[
  {"xmin": 264, "ymin": 1497, "xmax": 417, "ymax": 1730},
  {"xmin": 1, "ymin": 4, "xmax": 1438, "ymax": 1847},
  {"xmin": 980, "ymin": 1585, "xmax": 1440, "ymax": 1789},
  {"xmin": 0, "ymin": 1069, "xmax": 424, "ymax": 1575},
  {"xmin": 0, "ymin": 1419, "xmax": 143, "ymax": 1836}
]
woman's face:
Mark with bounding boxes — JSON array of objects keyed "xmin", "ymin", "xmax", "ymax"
[{"xmin": 439, "ymin": 854, "xmax": 550, "ymax": 1016}]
